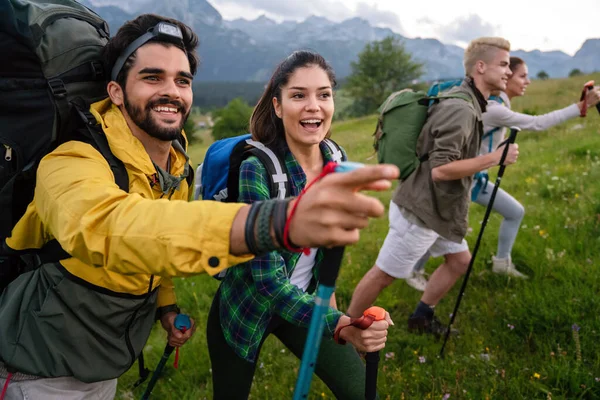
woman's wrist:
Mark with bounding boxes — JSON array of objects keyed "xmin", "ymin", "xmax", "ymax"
[{"xmin": 577, "ymin": 100, "xmax": 587, "ymax": 117}]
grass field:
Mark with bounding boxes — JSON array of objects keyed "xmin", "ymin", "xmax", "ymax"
[{"xmin": 117, "ymin": 73, "xmax": 600, "ymax": 399}]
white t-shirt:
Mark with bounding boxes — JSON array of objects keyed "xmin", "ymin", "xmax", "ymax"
[{"xmin": 290, "ymin": 248, "xmax": 317, "ymax": 292}]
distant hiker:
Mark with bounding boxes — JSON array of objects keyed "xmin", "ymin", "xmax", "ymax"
[
  {"xmin": 347, "ymin": 37, "xmax": 518, "ymax": 337},
  {"xmin": 206, "ymin": 50, "xmax": 393, "ymax": 400},
  {"xmin": 0, "ymin": 10, "xmax": 398, "ymax": 400},
  {"xmin": 472, "ymin": 57, "xmax": 600, "ymax": 278}
]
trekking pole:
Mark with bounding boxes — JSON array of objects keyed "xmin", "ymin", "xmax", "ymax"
[
  {"xmin": 439, "ymin": 127, "xmax": 520, "ymax": 358},
  {"xmin": 362, "ymin": 306, "xmax": 387, "ymax": 400},
  {"xmin": 581, "ymin": 81, "xmax": 600, "ymax": 115},
  {"xmin": 140, "ymin": 314, "xmax": 191, "ymax": 400},
  {"xmin": 293, "ymin": 246, "xmax": 345, "ymax": 400}
]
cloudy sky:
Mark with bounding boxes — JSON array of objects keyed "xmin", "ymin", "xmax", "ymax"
[{"xmin": 208, "ymin": 0, "xmax": 600, "ymax": 55}]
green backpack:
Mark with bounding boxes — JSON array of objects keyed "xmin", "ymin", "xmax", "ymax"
[{"xmin": 372, "ymin": 89, "xmax": 471, "ymax": 180}]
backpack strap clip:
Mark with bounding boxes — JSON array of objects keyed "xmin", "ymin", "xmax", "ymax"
[{"xmin": 47, "ymin": 79, "xmax": 67, "ymax": 100}]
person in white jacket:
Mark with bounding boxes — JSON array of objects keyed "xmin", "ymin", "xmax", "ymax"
[{"xmin": 406, "ymin": 56, "xmax": 600, "ymax": 289}]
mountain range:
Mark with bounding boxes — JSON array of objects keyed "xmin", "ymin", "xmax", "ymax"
[{"xmin": 82, "ymin": 0, "xmax": 600, "ymax": 82}]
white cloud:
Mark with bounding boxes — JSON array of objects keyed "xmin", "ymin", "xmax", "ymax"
[
  {"xmin": 437, "ymin": 14, "xmax": 499, "ymax": 45},
  {"xmin": 355, "ymin": 2, "xmax": 404, "ymax": 34}
]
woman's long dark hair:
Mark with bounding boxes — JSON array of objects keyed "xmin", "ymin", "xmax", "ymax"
[{"xmin": 250, "ymin": 50, "xmax": 336, "ymax": 146}]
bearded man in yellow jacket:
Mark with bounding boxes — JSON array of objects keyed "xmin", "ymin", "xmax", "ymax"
[{"xmin": 0, "ymin": 13, "xmax": 398, "ymax": 400}]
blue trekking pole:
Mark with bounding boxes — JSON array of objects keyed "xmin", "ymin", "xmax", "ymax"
[
  {"xmin": 293, "ymin": 246, "xmax": 345, "ymax": 400},
  {"xmin": 439, "ymin": 127, "xmax": 520, "ymax": 358},
  {"xmin": 293, "ymin": 161, "xmax": 364, "ymax": 400},
  {"xmin": 141, "ymin": 314, "xmax": 191, "ymax": 400}
]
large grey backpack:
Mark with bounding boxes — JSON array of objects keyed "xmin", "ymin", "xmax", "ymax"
[
  {"xmin": 0, "ymin": 0, "xmax": 125, "ymax": 290},
  {"xmin": 0, "ymin": 0, "xmax": 111, "ymax": 238}
]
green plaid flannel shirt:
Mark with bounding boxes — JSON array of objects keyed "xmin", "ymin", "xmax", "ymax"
[{"xmin": 217, "ymin": 141, "xmax": 345, "ymax": 362}]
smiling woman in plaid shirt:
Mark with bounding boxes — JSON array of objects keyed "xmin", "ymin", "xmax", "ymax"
[{"xmin": 206, "ymin": 51, "xmax": 393, "ymax": 399}]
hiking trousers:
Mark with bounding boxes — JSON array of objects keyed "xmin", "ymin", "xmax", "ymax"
[
  {"xmin": 0, "ymin": 375, "xmax": 116, "ymax": 400},
  {"xmin": 207, "ymin": 293, "xmax": 369, "ymax": 400},
  {"xmin": 473, "ymin": 182, "xmax": 525, "ymax": 259}
]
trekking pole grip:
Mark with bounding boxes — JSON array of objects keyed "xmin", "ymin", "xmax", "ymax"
[
  {"xmin": 497, "ymin": 127, "xmax": 520, "ymax": 176},
  {"xmin": 588, "ymin": 84, "xmax": 600, "ymax": 115}
]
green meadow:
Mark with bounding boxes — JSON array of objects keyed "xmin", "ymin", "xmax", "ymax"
[{"xmin": 118, "ymin": 73, "xmax": 600, "ymax": 399}]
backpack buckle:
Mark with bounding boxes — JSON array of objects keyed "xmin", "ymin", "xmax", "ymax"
[{"xmin": 48, "ymin": 79, "xmax": 67, "ymax": 99}]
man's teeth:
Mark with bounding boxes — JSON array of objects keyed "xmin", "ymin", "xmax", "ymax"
[{"xmin": 153, "ymin": 106, "xmax": 178, "ymax": 113}]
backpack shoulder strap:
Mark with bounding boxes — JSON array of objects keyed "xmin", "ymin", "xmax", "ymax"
[
  {"xmin": 488, "ymin": 95, "xmax": 504, "ymax": 105},
  {"xmin": 245, "ymin": 139, "xmax": 290, "ymax": 199},
  {"xmin": 73, "ymin": 102, "xmax": 129, "ymax": 192},
  {"xmin": 322, "ymin": 139, "xmax": 346, "ymax": 162},
  {"xmin": 433, "ymin": 93, "xmax": 472, "ymax": 103}
]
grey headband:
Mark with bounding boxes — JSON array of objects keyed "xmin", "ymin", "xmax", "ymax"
[{"xmin": 111, "ymin": 21, "xmax": 184, "ymax": 82}]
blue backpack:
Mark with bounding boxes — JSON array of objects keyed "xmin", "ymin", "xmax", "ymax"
[{"xmin": 196, "ymin": 134, "xmax": 345, "ymax": 203}]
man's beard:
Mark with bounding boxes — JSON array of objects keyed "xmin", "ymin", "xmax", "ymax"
[{"xmin": 124, "ymin": 95, "xmax": 190, "ymax": 141}]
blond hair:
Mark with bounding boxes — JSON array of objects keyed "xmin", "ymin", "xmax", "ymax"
[{"xmin": 463, "ymin": 37, "xmax": 511, "ymax": 75}]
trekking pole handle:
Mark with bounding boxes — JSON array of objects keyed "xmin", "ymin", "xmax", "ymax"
[
  {"xmin": 496, "ymin": 127, "xmax": 520, "ymax": 175},
  {"xmin": 584, "ymin": 82, "xmax": 600, "ymax": 115},
  {"xmin": 172, "ymin": 314, "xmax": 191, "ymax": 369}
]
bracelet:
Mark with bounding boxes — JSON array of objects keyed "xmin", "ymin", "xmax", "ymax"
[
  {"xmin": 256, "ymin": 199, "xmax": 277, "ymax": 254},
  {"xmin": 273, "ymin": 198, "xmax": 291, "ymax": 247},
  {"xmin": 244, "ymin": 201, "xmax": 263, "ymax": 255},
  {"xmin": 155, "ymin": 304, "xmax": 180, "ymax": 321}
]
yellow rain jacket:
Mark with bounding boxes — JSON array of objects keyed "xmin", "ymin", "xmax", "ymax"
[{"xmin": 0, "ymin": 99, "xmax": 252, "ymax": 381}]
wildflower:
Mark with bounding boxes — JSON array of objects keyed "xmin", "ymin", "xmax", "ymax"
[
  {"xmin": 525, "ymin": 177, "xmax": 535, "ymax": 184},
  {"xmin": 533, "ymin": 373, "xmax": 541, "ymax": 379},
  {"xmin": 575, "ymin": 193, "xmax": 580, "ymax": 199},
  {"xmin": 385, "ymin": 352, "xmax": 395, "ymax": 360},
  {"xmin": 595, "ymin": 377, "xmax": 599, "ymax": 382},
  {"xmin": 443, "ymin": 394, "xmax": 451, "ymax": 400},
  {"xmin": 413, "ymin": 350, "xmax": 418, "ymax": 355},
  {"xmin": 321, "ymin": 392, "xmax": 326, "ymax": 397},
  {"xmin": 539, "ymin": 229, "xmax": 547, "ymax": 237},
  {"xmin": 418, "ymin": 356, "xmax": 426, "ymax": 364},
  {"xmin": 507, "ymin": 324, "xmax": 515, "ymax": 330}
]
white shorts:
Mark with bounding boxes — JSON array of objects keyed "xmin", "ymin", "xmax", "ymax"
[{"xmin": 376, "ymin": 202, "xmax": 469, "ymax": 279}]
